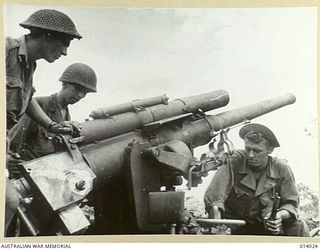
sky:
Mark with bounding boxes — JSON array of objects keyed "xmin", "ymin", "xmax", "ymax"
[{"xmin": 4, "ymin": 5, "xmax": 319, "ymax": 197}]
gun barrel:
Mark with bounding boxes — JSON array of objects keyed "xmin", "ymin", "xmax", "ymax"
[
  {"xmin": 80, "ymin": 90, "xmax": 229, "ymax": 144},
  {"xmin": 207, "ymin": 93, "xmax": 296, "ymax": 131},
  {"xmin": 150, "ymin": 93, "xmax": 296, "ymax": 148},
  {"xmin": 89, "ymin": 94, "xmax": 169, "ymax": 119}
]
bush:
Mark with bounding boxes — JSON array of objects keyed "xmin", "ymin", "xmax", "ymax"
[{"xmin": 297, "ymin": 183, "xmax": 319, "ymax": 230}]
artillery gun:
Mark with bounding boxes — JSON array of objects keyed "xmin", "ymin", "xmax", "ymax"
[{"xmin": 10, "ymin": 90, "xmax": 296, "ymax": 236}]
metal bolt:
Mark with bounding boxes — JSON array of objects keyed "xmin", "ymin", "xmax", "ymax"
[
  {"xmin": 153, "ymin": 148, "xmax": 160, "ymax": 157},
  {"xmin": 75, "ymin": 180, "xmax": 86, "ymax": 191},
  {"xmin": 23, "ymin": 197, "xmax": 33, "ymax": 205}
]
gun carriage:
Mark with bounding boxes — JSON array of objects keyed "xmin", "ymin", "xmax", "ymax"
[{"xmin": 12, "ymin": 90, "xmax": 296, "ymax": 235}]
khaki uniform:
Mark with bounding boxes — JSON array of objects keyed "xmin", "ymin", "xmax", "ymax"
[
  {"xmin": 204, "ymin": 150, "xmax": 309, "ymax": 236},
  {"xmin": 6, "ymin": 36, "xmax": 36, "ymax": 131},
  {"xmin": 5, "ymin": 36, "xmax": 36, "ymax": 235},
  {"xmin": 13, "ymin": 94, "xmax": 70, "ymax": 160}
]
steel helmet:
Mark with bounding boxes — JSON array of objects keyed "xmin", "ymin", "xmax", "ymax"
[
  {"xmin": 59, "ymin": 63, "xmax": 97, "ymax": 92},
  {"xmin": 20, "ymin": 9, "xmax": 82, "ymax": 39}
]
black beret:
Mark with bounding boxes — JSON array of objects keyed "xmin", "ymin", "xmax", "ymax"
[{"xmin": 239, "ymin": 123, "xmax": 280, "ymax": 147}]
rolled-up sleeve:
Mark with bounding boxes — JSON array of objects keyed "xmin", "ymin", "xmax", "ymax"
[{"xmin": 278, "ymin": 163, "xmax": 299, "ymax": 220}]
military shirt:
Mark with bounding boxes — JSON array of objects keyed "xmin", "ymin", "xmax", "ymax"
[
  {"xmin": 204, "ymin": 150, "xmax": 299, "ymax": 224},
  {"xmin": 15, "ymin": 94, "xmax": 70, "ymax": 159},
  {"xmin": 6, "ymin": 36, "xmax": 36, "ymax": 131}
]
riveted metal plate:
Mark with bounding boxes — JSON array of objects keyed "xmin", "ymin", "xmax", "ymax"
[{"xmin": 21, "ymin": 151, "xmax": 95, "ymax": 211}]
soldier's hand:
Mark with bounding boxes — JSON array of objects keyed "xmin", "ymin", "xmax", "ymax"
[
  {"xmin": 63, "ymin": 121, "xmax": 82, "ymax": 135},
  {"xmin": 49, "ymin": 121, "xmax": 81, "ymax": 136},
  {"xmin": 208, "ymin": 206, "xmax": 222, "ymax": 219},
  {"xmin": 6, "ymin": 153, "xmax": 23, "ymax": 177},
  {"xmin": 264, "ymin": 213, "xmax": 282, "ymax": 234}
]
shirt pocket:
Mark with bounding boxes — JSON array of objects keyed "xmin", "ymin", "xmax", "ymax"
[
  {"xmin": 226, "ymin": 187, "xmax": 252, "ymax": 218},
  {"xmin": 36, "ymin": 128, "xmax": 56, "ymax": 153},
  {"xmin": 6, "ymin": 76, "xmax": 23, "ymax": 113},
  {"xmin": 233, "ymin": 186, "xmax": 251, "ymax": 200},
  {"xmin": 260, "ymin": 193, "xmax": 271, "ymax": 208},
  {"xmin": 41, "ymin": 129, "xmax": 55, "ymax": 140},
  {"xmin": 259, "ymin": 192, "xmax": 273, "ymax": 218}
]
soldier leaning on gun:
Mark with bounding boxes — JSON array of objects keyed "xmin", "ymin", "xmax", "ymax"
[
  {"xmin": 11, "ymin": 63, "xmax": 97, "ymax": 160},
  {"xmin": 5, "ymin": 9, "xmax": 82, "ymax": 236},
  {"xmin": 204, "ymin": 123, "xmax": 310, "ymax": 236}
]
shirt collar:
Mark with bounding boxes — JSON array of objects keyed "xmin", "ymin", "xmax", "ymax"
[
  {"xmin": 48, "ymin": 93, "xmax": 61, "ymax": 112},
  {"xmin": 49, "ymin": 94, "xmax": 69, "ymax": 115},
  {"xmin": 239, "ymin": 156, "xmax": 279, "ymax": 178},
  {"xmin": 267, "ymin": 157, "xmax": 280, "ymax": 179},
  {"xmin": 238, "ymin": 156, "xmax": 280, "ymax": 195}
]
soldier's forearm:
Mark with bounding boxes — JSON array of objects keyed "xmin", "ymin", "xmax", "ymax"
[
  {"xmin": 208, "ymin": 205, "xmax": 222, "ymax": 219},
  {"xmin": 26, "ymin": 98, "xmax": 52, "ymax": 129}
]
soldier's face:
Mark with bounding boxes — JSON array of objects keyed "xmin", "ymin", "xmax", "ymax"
[
  {"xmin": 244, "ymin": 139, "xmax": 273, "ymax": 171},
  {"xmin": 42, "ymin": 35, "xmax": 71, "ymax": 63},
  {"xmin": 63, "ymin": 83, "xmax": 88, "ymax": 105}
]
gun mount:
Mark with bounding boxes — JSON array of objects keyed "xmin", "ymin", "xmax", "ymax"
[{"xmin": 13, "ymin": 91, "xmax": 296, "ymax": 235}]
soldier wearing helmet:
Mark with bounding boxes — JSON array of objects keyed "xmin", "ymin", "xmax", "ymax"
[
  {"xmin": 5, "ymin": 9, "xmax": 82, "ymax": 236},
  {"xmin": 18, "ymin": 9, "xmax": 82, "ymax": 63},
  {"xmin": 204, "ymin": 123, "xmax": 310, "ymax": 236},
  {"xmin": 6, "ymin": 9, "xmax": 83, "ymax": 134},
  {"xmin": 11, "ymin": 63, "xmax": 97, "ymax": 160}
]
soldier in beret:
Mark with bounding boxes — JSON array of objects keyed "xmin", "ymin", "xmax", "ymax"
[{"xmin": 204, "ymin": 123, "xmax": 310, "ymax": 236}]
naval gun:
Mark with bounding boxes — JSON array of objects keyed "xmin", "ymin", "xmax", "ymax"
[{"xmin": 13, "ymin": 90, "xmax": 296, "ymax": 236}]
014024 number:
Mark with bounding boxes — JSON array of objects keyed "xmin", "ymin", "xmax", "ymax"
[{"xmin": 300, "ymin": 244, "xmax": 318, "ymax": 248}]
